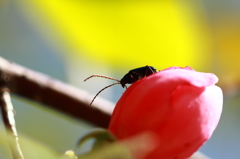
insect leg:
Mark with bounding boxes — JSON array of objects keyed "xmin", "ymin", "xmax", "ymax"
[{"xmin": 146, "ymin": 65, "xmax": 156, "ymax": 74}]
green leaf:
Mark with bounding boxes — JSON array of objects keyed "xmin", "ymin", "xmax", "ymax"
[
  {"xmin": 78, "ymin": 132, "xmax": 159, "ymax": 159},
  {"xmin": 78, "ymin": 139, "xmax": 133, "ymax": 159},
  {"xmin": 77, "ymin": 128, "xmax": 116, "ymax": 151}
]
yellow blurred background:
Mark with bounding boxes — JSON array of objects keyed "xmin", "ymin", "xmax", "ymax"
[
  {"xmin": 17, "ymin": 0, "xmax": 211, "ymax": 71},
  {"xmin": 0, "ymin": 0, "xmax": 240, "ymax": 158}
]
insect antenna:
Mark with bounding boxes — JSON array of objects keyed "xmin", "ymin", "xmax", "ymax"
[
  {"xmin": 89, "ymin": 82, "xmax": 120, "ymax": 105},
  {"xmin": 84, "ymin": 75, "xmax": 119, "ymax": 82}
]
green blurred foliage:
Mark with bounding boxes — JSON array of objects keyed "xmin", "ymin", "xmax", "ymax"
[
  {"xmin": 0, "ymin": 129, "xmax": 157, "ymax": 159},
  {"xmin": 0, "ymin": 129, "xmax": 61, "ymax": 159}
]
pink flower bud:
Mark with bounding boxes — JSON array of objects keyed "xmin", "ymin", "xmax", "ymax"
[{"xmin": 108, "ymin": 66, "xmax": 223, "ymax": 159}]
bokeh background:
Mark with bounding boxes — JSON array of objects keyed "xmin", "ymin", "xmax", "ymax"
[{"xmin": 0, "ymin": 0, "xmax": 240, "ymax": 158}]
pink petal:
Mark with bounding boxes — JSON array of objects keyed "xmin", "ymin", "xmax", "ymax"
[{"xmin": 108, "ymin": 66, "xmax": 223, "ymax": 159}]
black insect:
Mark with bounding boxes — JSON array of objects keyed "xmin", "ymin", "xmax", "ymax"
[{"xmin": 84, "ymin": 66, "xmax": 157, "ymax": 105}]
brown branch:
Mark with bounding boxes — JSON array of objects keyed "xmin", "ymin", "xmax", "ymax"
[
  {"xmin": 0, "ymin": 57, "xmax": 113, "ymax": 128},
  {"xmin": 0, "ymin": 89, "xmax": 24, "ymax": 159}
]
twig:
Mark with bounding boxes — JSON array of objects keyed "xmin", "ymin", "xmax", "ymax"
[
  {"xmin": 0, "ymin": 56, "xmax": 113, "ymax": 128},
  {"xmin": 0, "ymin": 89, "xmax": 24, "ymax": 159}
]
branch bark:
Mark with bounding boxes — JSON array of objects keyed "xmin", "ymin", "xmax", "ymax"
[{"xmin": 0, "ymin": 57, "xmax": 113, "ymax": 128}]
